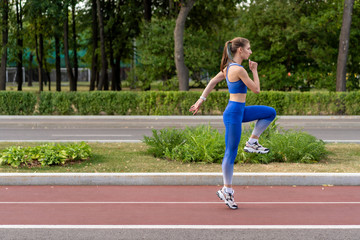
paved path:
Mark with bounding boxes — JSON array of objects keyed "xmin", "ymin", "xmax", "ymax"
[
  {"xmin": 0, "ymin": 185, "xmax": 360, "ymax": 239},
  {"xmin": 0, "ymin": 116, "xmax": 360, "ymax": 143}
]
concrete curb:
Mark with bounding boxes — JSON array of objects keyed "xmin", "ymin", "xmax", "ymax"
[
  {"xmin": 1, "ymin": 115, "xmax": 360, "ymax": 120},
  {"xmin": 0, "ymin": 173, "xmax": 359, "ymax": 186}
]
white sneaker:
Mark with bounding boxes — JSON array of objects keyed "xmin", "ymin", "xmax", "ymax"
[
  {"xmin": 244, "ymin": 141, "xmax": 270, "ymax": 154},
  {"xmin": 217, "ymin": 188, "xmax": 238, "ymax": 210}
]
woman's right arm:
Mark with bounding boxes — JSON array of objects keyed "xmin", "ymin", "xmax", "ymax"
[
  {"xmin": 189, "ymin": 71, "xmax": 225, "ymax": 115},
  {"xmin": 238, "ymin": 60, "xmax": 260, "ymax": 94}
]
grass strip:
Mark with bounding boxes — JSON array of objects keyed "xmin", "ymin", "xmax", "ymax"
[{"xmin": 0, "ymin": 142, "xmax": 359, "ymax": 173}]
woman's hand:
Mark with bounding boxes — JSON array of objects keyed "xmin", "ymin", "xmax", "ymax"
[
  {"xmin": 189, "ymin": 98, "xmax": 204, "ymax": 115},
  {"xmin": 249, "ymin": 59, "xmax": 258, "ymax": 72}
]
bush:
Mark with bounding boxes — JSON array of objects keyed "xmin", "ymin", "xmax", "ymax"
[
  {"xmin": 144, "ymin": 125, "xmax": 225, "ymax": 163},
  {"xmin": 143, "ymin": 120, "xmax": 327, "ymax": 164},
  {"xmin": 0, "ymin": 142, "xmax": 92, "ymax": 167},
  {"xmin": 1, "ymin": 91, "xmax": 360, "ymax": 115},
  {"xmin": 0, "ymin": 91, "xmax": 37, "ymax": 115}
]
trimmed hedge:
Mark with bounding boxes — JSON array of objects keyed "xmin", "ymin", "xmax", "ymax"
[{"xmin": 0, "ymin": 90, "xmax": 359, "ymax": 115}]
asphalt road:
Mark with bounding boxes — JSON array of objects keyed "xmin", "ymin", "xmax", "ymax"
[
  {"xmin": 1, "ymin": 228, "xmax": 360, "ymax": 240},
  {"xmin": 0, "ymin": 116, "xmax": 359, "ymax": 143}
]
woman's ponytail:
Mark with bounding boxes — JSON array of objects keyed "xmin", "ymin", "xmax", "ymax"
[{"xmin": 220, "ymin": 41, "xmax": 231, "ymax": 71}]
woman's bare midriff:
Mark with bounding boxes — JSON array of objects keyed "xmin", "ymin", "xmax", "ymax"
[{"xmin": 229, "ymin": 93, "xmax": 246, "ymax": 103}]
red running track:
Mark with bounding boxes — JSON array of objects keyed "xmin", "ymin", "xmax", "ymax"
[{"xmin": 0, "ymin": 185, "xmax": 359, "ymax": 226}]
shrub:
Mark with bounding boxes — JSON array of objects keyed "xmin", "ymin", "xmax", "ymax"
[
  {"xmin": 2, "ymin": 91, "xmax": 360, "ymax": 115},
  {"xmin": 237, "ymin": 121, "xmax": 327, "ymax": 164},
  {"xmin": 0, "ymin": 142, "xmax": 92, "ymax": 167},
  {"xmin": 0, "ymin": 91, "xmax": 37, "ymax": 115},
  {"xmin": 143, "ymin": 120, "xmax": 327, "ymax": 164},
  {"xmin": 143, "ymin": 128, "xmax": 185, "ymax": 158},
  {"xmin": 165, "ymin": 125, "xmax": 225, "ymax": 163}
]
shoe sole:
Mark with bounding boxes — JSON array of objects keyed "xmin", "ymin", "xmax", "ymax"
[
  {"xmin": 216, "ymin": 190, "xmax": 238, "ymax": 210},
  {"xmin": 244, "ymin": 148, "xmax": 269, "ymax": 154}
]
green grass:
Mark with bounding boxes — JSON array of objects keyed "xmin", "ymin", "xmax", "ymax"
[
  {"xmin": 0, "ymin": 142, "xmax": 359, "ymax": 173},
  {"xmin": 5, "ymin": 80, "xmax": 227, "ymax": 92}
]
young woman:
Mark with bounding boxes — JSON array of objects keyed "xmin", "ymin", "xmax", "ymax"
[{"xmin": 189, "ymin": 37, "xmax": 276, "ymax": 210}]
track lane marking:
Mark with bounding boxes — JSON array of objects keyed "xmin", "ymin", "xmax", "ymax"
[
  {"xmin": 51, "ymin": 134, "xmax": 132, "ymax": 137},
  {"xmin": 1, "ymin": 201, "xmax": 360, "ymax": 204},
  {"xmin": 0, "ymin": 225, "xmax": 360, "ymax": 229}
]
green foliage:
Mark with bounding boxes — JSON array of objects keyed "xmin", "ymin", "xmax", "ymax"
[
  {"xmin": 143, "ymin": 128, "xmax": 185, "ymax": 158},
  {"xmin": 0, "ymin": 142, "xmax": 92, "ymax": 168},
  {"xmin": 143, "ymin": 125, "xmax": 225, "ymax": 163},
  {"xmin": 74, "ymin": 91, "xmax": 139, "ymax": 115},
  {"xmin": 143, "ymin": 120, "xmax": 327, "ymax": 164},
  {"xmin": 0, "ymin": 91, "xmax": 37, "ymax": 115},
  {"xmin": 167, "ymin": 125, "xmax": 225, "ymax": 163},
  {"xmin": 2, "ymin": 90, "xmax": 360, "ymax": 115},
  {"xmin": 238, "ymin": 121, "xmax": 327, "ymax": 164},
  {"xmin": 135, "ymin": 14, "xmax": 232, "ymax": 89},
  {"xmin": 237, "ymin": 0, "xmax": 359, "ymax": 91},
  {"xmin": 135, "ymin": 19, "xmax": 176, "ymax": 90}
]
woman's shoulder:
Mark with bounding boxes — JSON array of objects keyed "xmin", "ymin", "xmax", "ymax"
[{"xmin": 229, "ymin": 64, "xmax": 246, "ymax": 74}]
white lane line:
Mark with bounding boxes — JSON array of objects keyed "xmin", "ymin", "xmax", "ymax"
[
  {"xmin": 324, "ymin": 140, "xmax": 360, "ymax": 143},
  {"xmin": 0, "ymin": 140, "xmax": 142, "ymax": 143},
  {"xmin": 0, "ymin": 202, "xmax": 360, "ymax": 204},
  {"xmin": 0, "ymin": 225, "xmax": 360, "ymax": 229},
  {"xmin": 1, "ymin": 140, "xmax": 360, "ymax": 143},
  {"xmin": 51, "ymin": 134, "xmax": 132, "ymax": 137}
]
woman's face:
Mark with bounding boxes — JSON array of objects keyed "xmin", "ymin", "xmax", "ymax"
[{"xmin": 239, "ymin": 43, "xmax": 252, "ymax": 60}]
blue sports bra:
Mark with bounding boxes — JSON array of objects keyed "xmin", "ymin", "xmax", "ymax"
[{"xmin": 226, "ymin": 63, "xmax": 247, "ymax": 94}]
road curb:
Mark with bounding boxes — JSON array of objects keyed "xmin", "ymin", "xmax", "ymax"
[
  {"xmin": 0, "ymin": 173, "xmax": 359, "ymax": 186},
  {"xmin": 1, "ymin": 115, "xmax": 360, "ymax": 120}
]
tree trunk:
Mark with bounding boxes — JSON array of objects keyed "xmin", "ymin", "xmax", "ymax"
[
  {"xmin": 63, "ymin": 5, "xmax": 75, "ymax": 88},
  {"xmin": 90, "ymin": 0, "xmax": 98, "ymax": 91},
  {"xmin": 144, "ymin": 0, "xmax": 151, "ymax": 22},
  {"xmin": 96, "ymin": 0, "xmax": 108, "ymax": 90},
  {"xmin": 39, "ymin": 34, "xmax": 44, "ymax": 91},
  {"xmin": 28, "ymin": 53, "xmax": 33, "ymax": 87},
  {"xmin": 174, "ymin": 0, "xmax": 195, "ymax": 91},
  {"xmin": 115, "ymin": 56, "xmax": 121, "ymax": 91},
  {"xmin": 72, "ymin": 0, "xmax": 78, "ymax": 91},
  {"xmin": 336, "ymin": 0, "xmax": 354, "ymax": 92},
  {"xmin": 0, "ymin": 0, "xmax": 9, "ymax": 91},
  {"xmin": 16, "ymin": 0, "xmax": 23, "ymax": 91},
  {"xmin": 44, "ymin": 57, "xmax": 51, "ymax": 91},
  {"xmin": 55, "ymin": 36, "xmax": 61, "ymax": 91},
  {"xmin": 110, "ymin": 38, "xmax": 115, "ymax": 91},
  {"xmin": 35, "ymin": 29, "xmax": 44, "ymax": 92}
]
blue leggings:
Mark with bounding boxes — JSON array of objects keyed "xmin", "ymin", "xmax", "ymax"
[{"xmin": 222, "ymin": 101, "xmax": 276, "ymax": 185}]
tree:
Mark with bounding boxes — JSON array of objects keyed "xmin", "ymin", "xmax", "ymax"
[
  {"xmin": 174, "ymin": 0, "xmax": 195, "ymax": 91},
  {"xmin": 34, "ymin": 26, "xmax": 44, "ymax": 91},
  {"xmin": 64, "ymin": 0, "xmax": 75, "ymax": 91},
  {"xmin": 96, "ymin": 0, "xmax": 108, "ymax": 90},
  {"xmin": 107, "ymin": 0, "xmax": 142, "ymax": 91},
  {"xmin": 0, "ymin": 0, "xmax": 9, "ymax": 91},
  {"xmin": 336, "ymin": 0, "xmax": 355, "ymax": 92},
  {"xmin": 15, "ymin": 0, "xmax": 24, "ymax": 91},
  {"xmin": 71, "ymin": 0, "xmax": 78, "ymax": 91},
  {"xmin": 89, "ymin": 0, "xmax": 98, "ymax": 91},
  {"xmin": 144, "ymin": 0, "xmax": 151, "ymax": 22},
  {"xmin": 236, "ymin": 0, "xmax": 351, "ymax": 91},
  {"xmin": 136, "ymin": 0, "xmax": 240, "ymax": 90},
  {"xmin": 24, "ymin": 0, "xmax": 54, "ymax": 91}
]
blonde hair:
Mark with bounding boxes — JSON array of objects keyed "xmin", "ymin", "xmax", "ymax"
[{"xmin": 220, "ymin": 37, "xmax": 250, "ymax": 71}]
